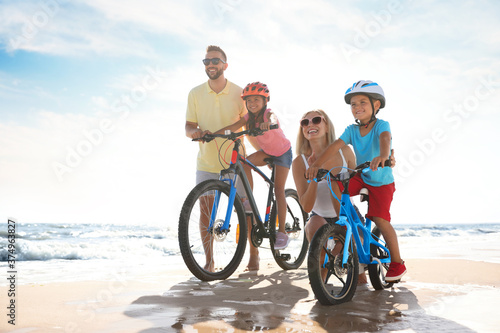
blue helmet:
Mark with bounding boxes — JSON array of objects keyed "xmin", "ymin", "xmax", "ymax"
[{"xmin": 344, "ymin": 80, "xmax": 385, "ymax": 109}]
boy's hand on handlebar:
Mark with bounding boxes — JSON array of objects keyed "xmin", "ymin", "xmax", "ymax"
[
  {"xmin": 370, "ymin": 156, "xmax": 385, "ymax": 171},
  {"xmin": 369, "ymin": 156, "xmax": 392, "ymax": 171}
]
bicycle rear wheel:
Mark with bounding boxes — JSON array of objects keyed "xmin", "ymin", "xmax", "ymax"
[
  {"xmin": 178, "ymin": 180, "xmax": 247, "ymax": 281},
  {"xmin": 271, "ymin": 189, "xmax": 309, "ymax": 270},
  {"xmin": 368, "ymin": 226, "xmax": 394, "ymax": 289},
  {"xmin": 308, "ymin": 223, "xmax": 359, "ymax": 305}
]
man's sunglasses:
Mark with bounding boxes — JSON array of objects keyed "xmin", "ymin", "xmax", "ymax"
[
  {"xmin": 202, "ymin": 58, "xmax": 226, "ymax": 66},
  {"xmin": 300, "ymin": 116, "xmax": 324, "ymax": 127}
]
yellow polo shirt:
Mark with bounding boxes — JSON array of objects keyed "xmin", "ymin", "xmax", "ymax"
[{"xmin": 186, "ymin": 80, "xmax": 246, "ymax": 173}]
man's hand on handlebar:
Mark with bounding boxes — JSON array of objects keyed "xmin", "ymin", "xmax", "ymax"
[{"xmin": 191, "ymin": 129, "xmax": 213, "ymax": 142}]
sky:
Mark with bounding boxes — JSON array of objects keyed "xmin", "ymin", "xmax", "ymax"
[{"xmin": 1, "ymin": 0, "xmax": 499, "ymax": 226}]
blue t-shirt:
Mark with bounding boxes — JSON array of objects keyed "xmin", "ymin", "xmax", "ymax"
[{"xmin": 339, "ymin": 119, "xmax": 394, "ymax": 187}]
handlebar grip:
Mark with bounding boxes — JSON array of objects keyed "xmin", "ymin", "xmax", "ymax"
[
  {"xmin": 305, "ymin": 169, "xmax": 329, "ymax": 183},
  {"xmin": 192, "ymin": 134, "xmax": 215, "ymax": 142},
  {"xmin": 270, "ymin": 124, "xmax": 279, "ymax": 130},
  {"xmin": 360, "ymin": 158, "xmax": 392, "ymax": 173}
]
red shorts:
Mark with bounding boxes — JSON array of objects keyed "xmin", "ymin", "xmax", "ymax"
[{"xmin": 339, "ymin": 173, "xmax": 395, "ymax": 222}]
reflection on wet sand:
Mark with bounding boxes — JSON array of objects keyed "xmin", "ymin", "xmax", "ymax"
[
  {"xmin": 124, "ymin": 267, "xmax": 476, "ymax": 332},
  {"xmin": 126, "ymin": 270, "xmax": 308, "ymax": 331}
]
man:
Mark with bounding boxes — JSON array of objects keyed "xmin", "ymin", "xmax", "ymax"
[
  {"xmin": 186, "ymin": 45, "xmax": 245, "ymax": 162},
  {"xmin": 185, "ymin": 45, "xmax": 259, "ymax": 272}
]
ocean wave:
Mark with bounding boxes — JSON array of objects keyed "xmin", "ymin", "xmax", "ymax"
[
  {"xmin": 0, "ymin": 222, "xmax": 179, "ymax": 261},
  {"xmin": 394, "ymin": 223, "xmax": 500, "ymax": 238},
  {"xmin": 0, "ymin": 238, "xmax": 180, "ymax": 261},
  {"xmin": 1, "ymin": 222, "xmax": 499, "ymax": 262}
]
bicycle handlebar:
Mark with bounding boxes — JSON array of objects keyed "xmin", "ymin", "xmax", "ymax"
[
  {"xmin": 312, "ymin": 159, "xmax": 392, "ymax": 183},
  {"xmin": 192, "ymin": 124, "xmax": 279, "ymax": 142}
]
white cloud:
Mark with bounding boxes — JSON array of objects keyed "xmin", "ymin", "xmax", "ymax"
[
  {"xmin": 1, "ymin": 0, "xmax": 158, "ymax": 57},
  {"xmin": 2, "ymin": 1, "xmax": 500, "ymax": 225}
]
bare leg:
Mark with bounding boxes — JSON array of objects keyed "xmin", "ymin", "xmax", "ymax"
[
  {"xmin": 199, "ymin": 194, "xmax": 214, "ymax": 272},
  {"xmin": 274, "ymin": 165, "xmax": 290, "ymax": 234},
  {"xmin": 243, "ymin": 154, "xmax": 265, "ymax": 271},
  {"xmin": 246, "ymin": 215, "xmax": 260, "ymax": 271},
  {"xmin": 373, "ymin": 217, "xmax": 402, "ymax": 263},
  {"xmin": 306, "ymin": 215, "xmax": 329, "ymax": 281}
]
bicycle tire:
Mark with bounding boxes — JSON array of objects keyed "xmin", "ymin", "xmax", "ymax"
[
  {"xmin": 368, "ymin": 226, "xmax": 394, "ymax": 290},
  {"xmin": 271, "ymin": 189, "xmax": 309, "ymax": 270},
  {"xmin": 178, "ymin": 180, "xmax": 247, "ymax": 281},
  {"xmin": 308, "ymin": 223, "xmax": 359, "ymax": 305}
]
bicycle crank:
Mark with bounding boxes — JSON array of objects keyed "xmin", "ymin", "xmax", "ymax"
[{"xmin": 250, "ymin": 225, "xmax": 264, "ymax": 247}]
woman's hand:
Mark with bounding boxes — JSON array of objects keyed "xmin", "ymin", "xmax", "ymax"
[{"xmin": 305, "ymin": 163, "xmax": 320, "ymax": 181}]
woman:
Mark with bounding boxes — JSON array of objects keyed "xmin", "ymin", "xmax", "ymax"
[{"xmin": 292, "ymin": 109, "xmax": 368, "ymax": 284}]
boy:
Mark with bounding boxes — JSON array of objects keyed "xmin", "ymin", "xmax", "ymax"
[{"xmin": 306, "ymin": 80, "xmax": 406, "ymax": 282}]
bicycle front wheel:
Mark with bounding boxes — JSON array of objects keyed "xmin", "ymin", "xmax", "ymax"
[
  {"xmin": 178, "ymin": 180, "xmax": 247, "ymax": 281},
  {"xmin": 307, "ymin": 223, "xmax": 359, "ymax": 305},
  {"xmin": 272, "ymin": 189, "xmax": 309, "ymax": 270}
]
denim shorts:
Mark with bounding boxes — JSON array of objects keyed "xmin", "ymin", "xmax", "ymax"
[{"xmin": 269, "ymin": 147, "xmax": 293, "ymax": 169}]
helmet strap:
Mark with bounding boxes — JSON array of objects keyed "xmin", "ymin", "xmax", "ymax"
[{"xmin": 355, "ymin": 117, "xmax": 376, "ymax": 128}]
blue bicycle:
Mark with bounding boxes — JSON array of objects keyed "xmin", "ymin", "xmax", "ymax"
[
  {"xmin": 178, "ymin": 126, "xmax": 308, "ymax": 281},
  {"xmin": 307, "ymin": 161, "xmax": 394, "ymax": 305}
]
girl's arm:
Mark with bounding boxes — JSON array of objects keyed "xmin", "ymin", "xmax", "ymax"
[
  {"xmin": 213, "ymin": 117, "xmax": 247, "ymax": 135},
  {"xmin": 258, "ymin": 110, "xmax": 274, "ymax": 130}
]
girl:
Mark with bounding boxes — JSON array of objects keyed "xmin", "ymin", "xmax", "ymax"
[{"xmin": 214, "ymin": 82, "xmax": 292, "ymax": 259}]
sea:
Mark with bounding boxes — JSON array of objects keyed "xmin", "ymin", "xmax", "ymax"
[{"xmin": 1, "ymin": 222, "xmax": 499, "ymax": 286}]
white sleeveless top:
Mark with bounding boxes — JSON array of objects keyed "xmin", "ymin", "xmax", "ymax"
[{"xmin": 301, "ymin": 150, "xmax": 348, "ymax": 218}]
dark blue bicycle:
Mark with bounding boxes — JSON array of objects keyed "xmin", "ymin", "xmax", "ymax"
[
  {"xmin": 307, "ymin": 161, "xmax": 394, "ymax": 305},
  {"xmin": 178, "ymin": 126, "xmax": 308, "ymax": 281}
]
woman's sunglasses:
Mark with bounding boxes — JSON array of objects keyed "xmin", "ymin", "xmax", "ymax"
[
  {"xmin": 300, "ymin": 116, "xmax": 324, "ymax": 127},
  {"xmin": 202, "ymin": 58, "xmax": 226, "ymax": 66}
]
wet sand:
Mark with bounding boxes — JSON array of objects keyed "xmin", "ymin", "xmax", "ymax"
[{"xmin": 5, "ymin": 258, "xmax": 500, "ymax": 332}]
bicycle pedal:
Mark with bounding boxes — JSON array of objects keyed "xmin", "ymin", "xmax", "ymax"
[{"xmin": 280, "ymin": 253, "xmax": 291, "ymax": 261}]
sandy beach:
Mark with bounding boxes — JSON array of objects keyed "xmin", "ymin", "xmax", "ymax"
[{"xmin": 3, "ymin": 257, "xmax": 500, "ymax": 333}]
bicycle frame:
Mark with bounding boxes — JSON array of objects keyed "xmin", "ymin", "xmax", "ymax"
[
  {"xmin": 325, "ymin": 170, "xmax": 391, "ymax": 268},
  {"xmin": 209, "ymin": 137, "xmax": 276, "ymax": 238}
]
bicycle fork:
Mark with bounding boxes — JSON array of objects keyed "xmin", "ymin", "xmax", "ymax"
[{"xmin": 208, "ymin": 176, "xmax": 239, "ymax": 235}]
